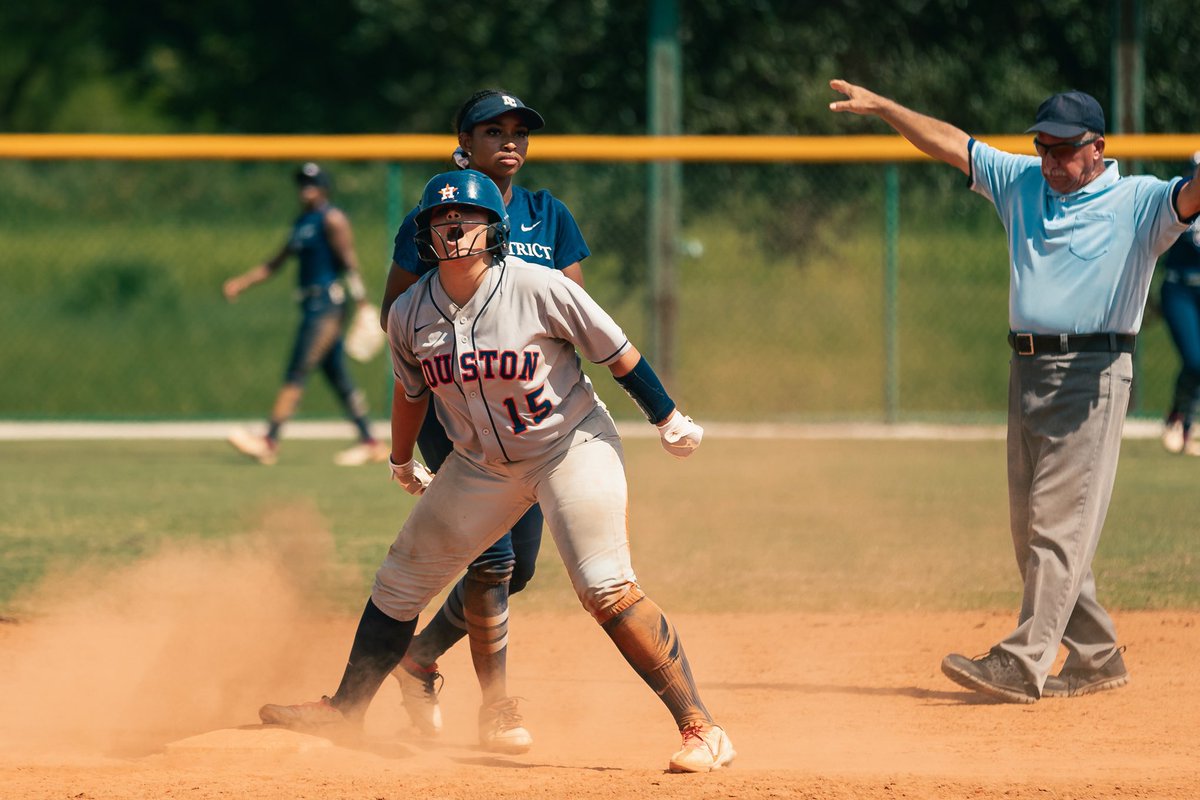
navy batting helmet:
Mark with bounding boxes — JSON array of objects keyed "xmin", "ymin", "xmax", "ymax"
[{"xmin": 414, "ymin": 169, "xmax": 510, "ymax": 264}]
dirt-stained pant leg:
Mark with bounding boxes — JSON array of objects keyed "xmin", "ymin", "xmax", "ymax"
[
  {"xmin": 535, "ymin": 412, "xmax": 642, "ymax": 620},
  {"xmin": 536, "ymin": 411, "xmax": 712, "ymax": 728},
  {"xmin": 372, "ymin": 451, "xmax": 534, "ymax": 622},
  {"xmin": 1003, "ymin": 351, "xmax": 1130, "ymax": 688},
  {"xmin": 601, "ymin": 597, "xmax": 713, "ymax": 728}
]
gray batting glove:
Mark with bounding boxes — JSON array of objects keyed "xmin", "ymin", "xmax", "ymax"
[
  {"xmin": 388, "ymin": 455, "xmax": 434, "ymax": 495},
  {"xmin": 656, "ymin": 409, "xmax": 703, "ymax": 458}
]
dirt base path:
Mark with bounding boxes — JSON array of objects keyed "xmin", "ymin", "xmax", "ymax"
[{"xmin": 1, "ymin": 609, "xmax": 1195, "ymax": 799}]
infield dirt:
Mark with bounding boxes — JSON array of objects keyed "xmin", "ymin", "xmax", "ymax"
[{"xmin": 0, "ymin": 544, "xmax": 1196, "ymax": 800}]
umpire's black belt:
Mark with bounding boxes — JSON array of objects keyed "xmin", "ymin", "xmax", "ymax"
[{"xmin": 1008, "ymin": 332, "xmax": 1136, "ymax": 356}]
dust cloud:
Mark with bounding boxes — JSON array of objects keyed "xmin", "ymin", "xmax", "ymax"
[{"xmin": 0, "ymin": 501, "xmax": 364, "ymax": 757}]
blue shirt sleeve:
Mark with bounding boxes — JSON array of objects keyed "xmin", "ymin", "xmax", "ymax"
[
  {"xmin": 1138, "ymin": 175, "xmax": 1192, "ymax": 257},
  {"xmin": 1171, "ymin": 177, "xmax": 1200, "ymax": 225},
  {"xmin": 549, "ymin": 197, "xmax": 590, "ymax": 268},
  {"xmin": 969, "ymin": 140, "xmax": 1041, "ymax": 220}
]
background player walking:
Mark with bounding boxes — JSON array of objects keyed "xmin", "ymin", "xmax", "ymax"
[
  {"xmin": 223, "ymin": 162, "xmax": 387, "ymax": 467},
  {"xmin": 258, "ymin": 169, "xmax": 735, "ymax": 773}
]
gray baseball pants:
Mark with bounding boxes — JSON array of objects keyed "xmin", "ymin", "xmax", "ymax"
[
  {"xmin": 371, "ymin": 408, "xmax": 641, "ymax": 624},
  {"xmin": 999, "ymin": 350, "xmax": 1131, "ymax": 691}
]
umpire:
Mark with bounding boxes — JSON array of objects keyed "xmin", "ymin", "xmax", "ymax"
[{"xmin": 829, "ymin": 80, "xmax": 1200, "ymax": 703}]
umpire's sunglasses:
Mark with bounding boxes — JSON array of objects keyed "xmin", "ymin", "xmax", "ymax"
[{"xmin": 1033, "ymin": 135, "xmax": 1101, "ymax": 158}]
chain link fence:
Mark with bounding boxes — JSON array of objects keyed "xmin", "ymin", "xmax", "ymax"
[{"xmin": 0, "ymin": 155, "xmax": 1189, "ymax": 423}]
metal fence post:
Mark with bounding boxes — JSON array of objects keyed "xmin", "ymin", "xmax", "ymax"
[
  {"xmin": 884, "ymin": 164, "xmax": 900, "ymax": 423},
  {"xmin": 647, "ymin": 0, "xmax": 681, "ymax": 383},
  {"xmin": 1112, "ymin": 0, "xmax": 1145, "ymax": 412}
]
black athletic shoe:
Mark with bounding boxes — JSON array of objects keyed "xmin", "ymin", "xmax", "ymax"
[
  {"xmin": 259, "ymin": 695, "xmax": 345, "ymax": 726},
  {"xmin": 941, "ymin": 647, "xmax": 1039, "ymax": 704},
  {"xmin": 1042, "ymin": 646, "xmax": 1129, "ymax": 698}
]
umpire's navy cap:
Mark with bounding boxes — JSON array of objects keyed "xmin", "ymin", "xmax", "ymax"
[
  {"xmin": 295, "ymin": 161, "xmax": 331, "ymax": 188},
  {"xmin": 1026, "ymin": 91, "xmax": 1105, "ymax": 138},
  {"xmin": 458, "ymin": 92, "xmax": 545, "ymax": 133}
]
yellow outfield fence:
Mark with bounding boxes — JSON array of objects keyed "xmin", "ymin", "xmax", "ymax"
[{"xmin": 2, "ymin": 134, "xmax": 1200, "ymax": 161}]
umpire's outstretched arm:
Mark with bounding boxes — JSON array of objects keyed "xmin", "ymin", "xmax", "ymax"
[{"xmin": 828, "ymin": 78, "xmax": 971, "ymax": 176}]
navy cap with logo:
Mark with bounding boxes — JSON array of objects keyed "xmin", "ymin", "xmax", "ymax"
[
  {"xmin": 295, "ymin": 161, "xmax": 331, "ymax": 188},
  {"xmin": 1025, "ymin": 91, "xmax": 1106, "ymax": 138},
  {"xmin": 458, "ymin": 92, "xmax": 545, "ymax": 133}
]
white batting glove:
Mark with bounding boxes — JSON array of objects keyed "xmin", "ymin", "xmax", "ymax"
[
  {"xmin": 656, "ymin": 409, "xmax": 703, "ymax": 458},
  {"xmin": 388, "ymin": 456, "xmax": 434, "ymax": 495}
]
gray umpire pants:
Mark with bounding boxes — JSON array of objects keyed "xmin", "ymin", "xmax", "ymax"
[{"xmin": 999, "ymin": 350, "xmax": 1131, "ymax": 691}]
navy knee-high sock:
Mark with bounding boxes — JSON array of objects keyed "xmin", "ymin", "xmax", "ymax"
[
  {"xmin": 330, "ymin": 598, "xmax": 416, "ymax": 722},
  {"xmin": 405, "ymin": 580, "xmax": 468, "ymax": 669}
]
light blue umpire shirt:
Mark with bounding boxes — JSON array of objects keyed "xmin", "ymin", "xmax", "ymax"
[{"xmin": 968, "ymin": 138, "xmax": 1195, "ymax": 335}]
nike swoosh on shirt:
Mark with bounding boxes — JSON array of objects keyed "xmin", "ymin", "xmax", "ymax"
[
  {"xmin": 414, "ymin": 321, "xmax": 433, "ymax": 333},
  {"xmin": 520, "ymin": 221, "xmax": 542, "ymax": 232}
]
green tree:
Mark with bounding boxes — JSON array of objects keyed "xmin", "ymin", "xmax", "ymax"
[{"xmin": 1, "ymin": 1, "xmax": 1197, "ymax": 135}]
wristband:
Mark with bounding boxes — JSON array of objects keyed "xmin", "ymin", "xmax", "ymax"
[{"xmin": 613, "ymin": 357, "xmax": 675, "ymax": 424}]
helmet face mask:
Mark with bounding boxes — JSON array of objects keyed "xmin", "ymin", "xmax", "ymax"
[
  {"xmin": 422, "ymin": 209, "xmax": 501, "ymax": 263},
  {"xmin": 415, "ymin": 170, "xmax": 510, "ymax": 265}
]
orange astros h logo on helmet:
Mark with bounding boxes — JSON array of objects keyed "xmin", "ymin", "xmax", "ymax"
[{"xmin": 438, "ymin": 184, "xmax": 458, "ymax": 201}]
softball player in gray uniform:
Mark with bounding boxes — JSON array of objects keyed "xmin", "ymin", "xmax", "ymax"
[
  {"xmin": 380, "ymin": 90, "xmax": 589, "ymax": 751},
  {"xmin": 259, "ymin": 169, "xmax": 735, "ymax": 773}
]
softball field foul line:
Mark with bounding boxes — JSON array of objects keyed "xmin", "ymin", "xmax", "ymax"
[{"xmin": 0, "ymin": 419, "xmax": 1163, "ymax": 441}]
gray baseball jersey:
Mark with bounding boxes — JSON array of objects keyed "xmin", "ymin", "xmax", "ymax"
[
  {"xmin": 388, "ymin": 260, "xmax": 632, "ymax": 464},
  {"xmin": 376, "ymin": 254, "xmax": 712, "ymax": 745}
]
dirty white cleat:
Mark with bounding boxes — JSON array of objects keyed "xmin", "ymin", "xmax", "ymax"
[
  {"xmin": 478, "ymin": 697, "xmax": 533, "ymax": 754},
  {"xmin": 333, "ymin": 439, "xmax": 389, "ymax": 466},
  {"xmin": 228, "ymin": 428, "xmax": 278, "ymax": 465},
  {"xmin": 668, "ymin": 724, "xmax": 736, "ymax": 773},
  {"xmin": 258, "ymin": 696, "xmax": 344, "ymax": 727},
  {"xmin": 394, "ymin": 659, "xmax": 443, "ymax": 736}
]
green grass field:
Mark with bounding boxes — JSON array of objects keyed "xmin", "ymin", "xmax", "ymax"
[
  {"xmin": 0, "ymin": 160, "xmax": 1187, "ymax": 423},
  {"xmin": 2, "ymin": 436, "xmax": 1196, "ymax": 619}
]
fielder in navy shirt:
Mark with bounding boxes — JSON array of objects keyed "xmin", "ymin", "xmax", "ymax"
[{"xmin": 223, "ymin": 162, "xmax": 386, "ymax": 467}]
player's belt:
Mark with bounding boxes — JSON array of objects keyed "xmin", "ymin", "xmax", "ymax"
[
  {"xmin": 1008, "ymin": 332, "xmax": 1136, "ymax": 356},
  {"xmin": 295, "ymin": 283, "xmax": 345, "ymax": 303}
]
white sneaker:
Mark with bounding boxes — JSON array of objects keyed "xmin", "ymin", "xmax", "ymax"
[
  {"xmin": 228, "ymin": 428, "xmax": 277, "ymax": 465},
  {"xmin": 333, "ymin": 440, "xmax": 389, "ymax": 466},
  {"xmin": 478, "ymin": 697, "xmax": 533, "ymax": 754},
  {"xmin": 394, "ymin": 660, "xmax": 443, "ymax": 736},
  {"xmin": 1185, "ymin": 435, "xmax": 1200, "ymax": 457},
  {"xmin": 668, "ymin": 724, "xmax": 736, "ymax": 773},
  {"xmin": 1162, "ymin": 418, "xmax": 1186, "ymax": 454}
]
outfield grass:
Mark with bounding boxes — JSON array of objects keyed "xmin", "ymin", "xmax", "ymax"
[
  {"xmin": 1, "ymin": 160, "xmax": 1186, "ymax": 423},
  {"xmin": 1, "ymin": 436, "xmax": 1196, "ymax": 619}
]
